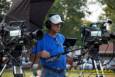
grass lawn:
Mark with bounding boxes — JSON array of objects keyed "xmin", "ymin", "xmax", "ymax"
[
  {"xmin": 1, "ymin": 69, "xmax": 115, "ymax": 77},
  {"xmin": 67, "ymin": 71, "xmax": 115, "ymax": 77}
]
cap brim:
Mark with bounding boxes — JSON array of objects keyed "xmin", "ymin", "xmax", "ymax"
[{"xmin": 52, "ymin": 20, "xmax": 63, "ymax": 24}]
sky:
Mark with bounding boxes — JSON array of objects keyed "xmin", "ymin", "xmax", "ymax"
[
  {"xmin": 7, "ymin": 0, "xmax": 11, "ymax": 2},
  {"xmin": 83, "ymin": 0, "xmax": 106, "ymax": 22}
]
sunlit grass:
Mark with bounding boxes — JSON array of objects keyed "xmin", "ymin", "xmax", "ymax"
[
  {"xmin": 1, "ymin": 69, "xmax": 32, "ymax": 77},
  {"xmin": 1, "ymin": 69, "xmax": 115, "ymax": 77}
]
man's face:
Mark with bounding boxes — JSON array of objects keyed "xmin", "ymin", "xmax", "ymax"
[{"xmin": 50, "ymin": 23, "xmax": 61, "ymax": 33}]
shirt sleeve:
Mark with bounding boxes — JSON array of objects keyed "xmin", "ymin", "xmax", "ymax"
[
  {"xmin": 62, "ymin": 35, "xmax": 65, "ymax": 44},
  {"xmin": 59, "ymin": 33, "xmax": 65, "ymax": 44},
  {"xmin": 32, "ymin": 40, "xmax": 43, "ymax": 54}
]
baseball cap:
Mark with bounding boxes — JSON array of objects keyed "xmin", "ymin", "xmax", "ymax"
[{"xmin": 49, "ymin": 14, "xmax": 63, "ymax": 24}]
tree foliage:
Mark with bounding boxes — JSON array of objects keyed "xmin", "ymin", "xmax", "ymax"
[
  {"xmin": 105, "ymin": 0, "xmax": 115, "ymax": 31},
  {"xmin": 99, "ymin": 0, "xmax": 115, "ymax": 32},
  {"xmin": 0, "ymin": 0, "xmax": 10, "ymax": 21}
]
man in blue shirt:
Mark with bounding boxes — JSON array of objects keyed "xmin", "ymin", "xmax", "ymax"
[{"xmin": 32, "ymin": 14, "xmax": 66, "ymax": 77}]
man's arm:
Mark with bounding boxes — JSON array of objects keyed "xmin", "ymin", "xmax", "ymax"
[
  {"xmin": 30, "ymin": 50, "xmax": 50, "ymax": 64},
  {"xmin": 30, "ymin": 53, "xmax": 40, "ymax": 64}
]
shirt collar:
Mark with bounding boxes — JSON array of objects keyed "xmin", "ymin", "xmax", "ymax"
[{"xmin": 47, "ymin": 33, "xmax": 58, "ymax": 39}]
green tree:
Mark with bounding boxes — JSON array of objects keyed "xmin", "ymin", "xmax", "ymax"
[
  {"xmin": 0, "ymin": 0, "xmax": 10, "ymax": 19},
  {"xmin": 98, "ymin": 0, "xmax": 115, "ymax": 32}
]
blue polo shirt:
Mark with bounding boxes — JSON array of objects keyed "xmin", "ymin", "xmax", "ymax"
[{"xmin": 32, "ymin": 33, "xmax": 66, "ymax": 69}]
